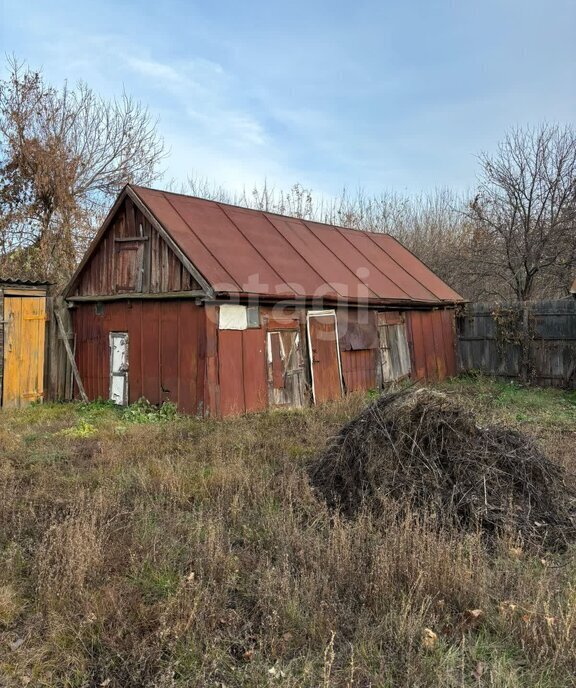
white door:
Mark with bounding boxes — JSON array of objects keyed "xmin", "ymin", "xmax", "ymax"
[{"xmin": 109, "ymin": 332, "xmax": 129, "ymax": 405}]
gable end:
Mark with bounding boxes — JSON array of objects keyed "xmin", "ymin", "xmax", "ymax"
[{"xmin": 66, "ymin": 190, "xmax": 213, "ymax": 299}]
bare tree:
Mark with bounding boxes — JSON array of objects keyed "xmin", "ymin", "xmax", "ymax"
[
  {"xmin": 468, "ymin": 124, "xmax": 576, "ymax": 301},
  {"xmin": 0, "ymin": 58, "xmax": 165, "ymax": 282}
]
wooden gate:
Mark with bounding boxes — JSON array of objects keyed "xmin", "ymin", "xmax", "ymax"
[
  {"xmin": 307, "ymin": 310, "xmax": 343, "ymax": 403},
  {"xmin": 2, "ymin": 293, "xmax": 47, "ymax": 408}
]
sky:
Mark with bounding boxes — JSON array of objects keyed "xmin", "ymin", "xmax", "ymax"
[{"xmin": 1, "ymin": 0, "xmax": 575, "ymax": 198}]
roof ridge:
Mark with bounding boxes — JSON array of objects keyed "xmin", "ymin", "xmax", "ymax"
[{"xmin": 130, "ymin": 184, "xmax": 394, "ymax": 237}]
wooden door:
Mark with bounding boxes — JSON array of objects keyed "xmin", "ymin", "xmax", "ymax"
[
  {"xmin": 109, "ymin": 332, "xmax": 129, "ymax": 405},
  {"xmin": 378, "ymin": 312, "xmax": 411, "ymax": 383},
  {"xmin": 2, "ymin": 295, "xmax": 46, "ymax": 407},
  {"xmin": 267, "ymin": 329, "xmax": 305, "ymax": 407},
  {"xmin": 307, "ymin": 311, "xmax": 342, "ymax": 403}
]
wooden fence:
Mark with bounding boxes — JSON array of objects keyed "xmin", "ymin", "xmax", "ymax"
[{"xmin": 457, "ymin": 299, "xmax": 576, "ymax": 388}]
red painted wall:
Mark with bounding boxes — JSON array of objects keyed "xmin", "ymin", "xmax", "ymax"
[
  {"xmin": 73, "ymin": 301, "xmax": 458, "ymax": 417},
  {"xmin": 73, "ymin": 300, "xmax": 205, "ymax": 414},
  {"xmin": 406, "ymin": 309, "xmax": 457, "ymax": 381}
]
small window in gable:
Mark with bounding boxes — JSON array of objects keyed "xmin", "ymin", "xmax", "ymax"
[{"xmin": 114, "ymin": 238, "xmax": 146, "ymax": 293}]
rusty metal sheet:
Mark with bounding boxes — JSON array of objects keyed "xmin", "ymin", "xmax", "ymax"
[
  {"xmin": 337, "ymin": 310, "xmax": 379, "ymax": 351},
  {"xmin": 305, "ymin": 220, "xmax": 411, "ymax": 301},
  {"xmin": 341, "ymin": 349, "xmax": 377, "ymax": 392},
  {"xmin": 405, "ymin": 309, "xmax": 457, "ymax": 382},
  {"xmin": 369, "ymin": 233, "xmax": 463, "ymax": 303},
  {"xmin": 265, "ymin": 317, "xmax": 300, "ymax": 330},
  {"xmin": 263, "ymin": 214, "xmax": 360, "ymax": 300},
  {"xmin": 218, "ymin": 329, "xmax": 245, "ymax": 416},
  {"xmin": 378, "ymin": 311, "xmax": 403, "ymax": 326},
  {"xmin": 220, "ymin": 205, "xmax": 325, "ymax": 297},
  {"xmin": 242, "ymin": 328, "xmax": 268, "ymax": 412},
  {"xmin": 129, "ymin": 185, "xmax": 464, "ymax": 305},
  {"xmin": 406, "ymin": 311, "xmax": 426, "ymax": 380},
  {"xmin": 307, "ymin": 312, "xmax": 343, "ymax": 403},
  {"xmin": 441, "ymin": 310, "xmax": 457, "ymax": 377},
  {"xmin": 73, "ymin": 300, "xmax": 205, "ymax": 413}
]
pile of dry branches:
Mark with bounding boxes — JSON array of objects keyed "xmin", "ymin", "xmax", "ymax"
[{"xmin": 310, "ymin": 388, "xmax": 575, "ymax": 550}]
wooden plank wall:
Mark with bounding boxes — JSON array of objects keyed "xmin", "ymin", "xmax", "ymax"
[
  {"xmin": 73, "ymin": 300, "xmax": 205, "ymax": 413},
  {"xmin": 45, "ymin": 297, "xmax": 75, "ymax": 402},
  {"xmin": 458, "ymin": 300, "xmax": 576, "ymax": 388},
  {"xmin": 71, "ymin": 197, "xmax": 200, "ymax": 297}
]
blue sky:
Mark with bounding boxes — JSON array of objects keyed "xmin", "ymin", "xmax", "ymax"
[{"xmin": 1, "ymin": 0, "xmax": 575, "ymax": 197}]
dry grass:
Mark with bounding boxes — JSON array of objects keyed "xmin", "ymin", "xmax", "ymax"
[{"xmin": 0, "ymin": 379, "xmax": 574, "ymax": 687}]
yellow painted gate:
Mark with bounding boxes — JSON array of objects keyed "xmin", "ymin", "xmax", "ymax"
[{"xmin": 2, "ymin": 293, "xmax": 47, "ymax": 408}]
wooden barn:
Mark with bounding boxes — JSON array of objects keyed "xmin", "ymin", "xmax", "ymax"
[
  {"xmin": 64, "ymin": 185, "xmax": 464, "ymax": 416},
  {"xmin": 0, "ymin": 279, "xmax": 49, "ymax": 408}
]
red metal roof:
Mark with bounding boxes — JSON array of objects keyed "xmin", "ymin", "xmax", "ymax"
[{"xmin": 130, "ymin": 185, "xmax": 464, "ymax": 305}]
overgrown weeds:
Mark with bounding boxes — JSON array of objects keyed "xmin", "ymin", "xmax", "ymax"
[{"xmin": 0, "ymin": 382, "xmax": 574, "ymax": 686}]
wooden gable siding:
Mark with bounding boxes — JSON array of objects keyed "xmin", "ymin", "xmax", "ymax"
[{"xmin": 71, "ymin": 197, "xmax": 200, "ymax": 297}]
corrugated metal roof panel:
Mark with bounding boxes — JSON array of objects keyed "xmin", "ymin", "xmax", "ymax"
[
  {"xmin": 130, "ymin": 185, "xmax": 464, "ymax": 304},
  {"xmin": 0, "ymin": 278, "xmax": 50, "ymax": 287}
]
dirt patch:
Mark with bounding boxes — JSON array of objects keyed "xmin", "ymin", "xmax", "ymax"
[{"xmin": 310, "ymin": 388, "xmax": 576, "ymax": 550}]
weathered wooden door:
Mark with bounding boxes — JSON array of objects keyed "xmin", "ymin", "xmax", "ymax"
[
  {"xmin": 109, "ymin": 332, "xmax": 129, "ymax": 405},
  {"xmin": 266, "ymin": 328, "xmax": 305, "ymax": 407},
  {"xmin": 307, "ymin": 311, "xmax": 343, "ymax": 403},
  {"xmin": 378, "ymin": 312, "xmax": 411, "ymax": 382},
  {"xmin": 2, "ymin": 295, "xmax": 46, "ymax": 407}
]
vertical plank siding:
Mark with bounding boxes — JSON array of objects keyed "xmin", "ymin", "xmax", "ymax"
[
  {"xmin": 70, "ymin": 197, "xmax": 200, "ymax": 298},
  {"xmin": 73, "ymin": 300, "xmax": 205, "ymax": 413},
  {"xmin": 1, "ymin": 288, "xmax": 458, "ymax": 414},
  {"xmin": 340, "ymin": 349, "xmax": 377, "ymax": 392},
  {"xmin": 458, "ymin": 300, "xmax": 576, "ymax": 388},
  {"xmin": 405, "ymin": 309, "xmax": 458, "ymax": 382}
]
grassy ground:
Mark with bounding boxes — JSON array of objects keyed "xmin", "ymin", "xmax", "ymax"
[{"xmin": 0, "ymin": 378, "xmax": 574, "ymax": 687}]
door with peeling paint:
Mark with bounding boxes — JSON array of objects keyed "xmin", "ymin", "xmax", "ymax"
[
  {"xmin": 109, "ymin": 332, "xmax": 129, "ymax": 405},
  {"xmin": 2, "ymin": 295, "xmax": 46, "ymax": 408},
  {"xmin": 266, "ymin": 329, "xmax": 305, "ymax": 408}
]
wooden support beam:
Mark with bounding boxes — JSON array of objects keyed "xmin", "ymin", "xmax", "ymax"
[
  {"xmin": 66, "ymin": 290, "xmax": 207, "ymax": 303},
  {"xmin": 55, "ymin": 309, "xmax": 88, "ymax": 403}
]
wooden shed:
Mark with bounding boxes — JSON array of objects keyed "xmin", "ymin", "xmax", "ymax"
[
  {"xmin": 0, "ymin": 279, "xmax": 49, "ymax": 408},
  {"xmin": 64, "ymin": 185, "xmax": 464, "ymax": 416}
]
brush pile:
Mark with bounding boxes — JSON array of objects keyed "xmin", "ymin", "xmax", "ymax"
[{"xmin": 310, "ymin": 388, "xmax": 575, "ymax": 550}]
